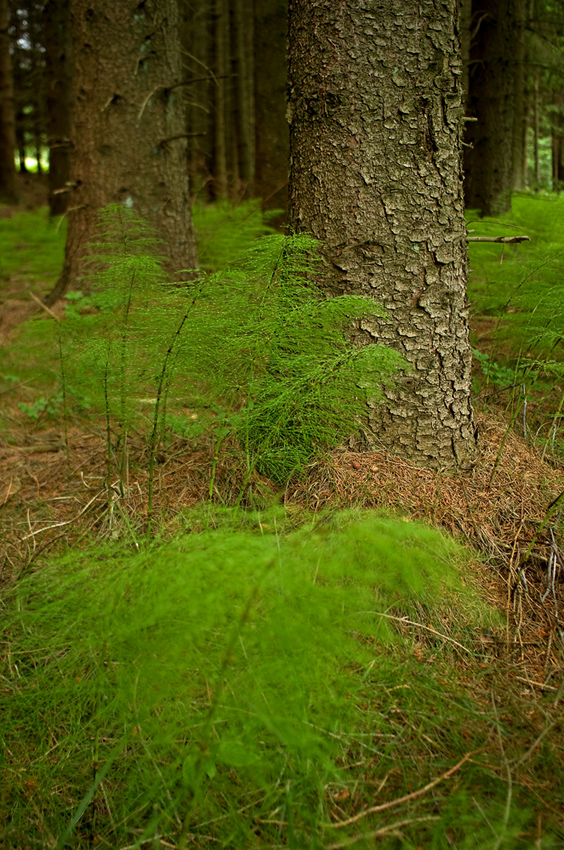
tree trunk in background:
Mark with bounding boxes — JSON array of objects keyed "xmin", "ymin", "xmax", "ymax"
[
  {"xmin": 44, "ymin": 0, "xmax": 72, "ymax": 216},
  {"xmin": 211, "ymin": 0, "xmax": 228, "ymax": 197},
  {"xmin": 233, "ymin": 0, "xmax": 254, "ymax": 195},
  {"xmin": 28, "ymin": 2, "xmax": 45, "ymax": 174},
  {"xmin": 521, "ymin": 91, "xmax": 529, "ymax": 189},
  {"xmin": 182, "ymin": 0, "xmax": 213, "ymax": 198},
  {"xmin": 0, "ymin": 0, "xmax": 18, "ymax": 203},
  {"xmin": 533, "ymin": 71, "xmax": 540, "ymax": 184},
  {"xmin": 46, "ymin": 0, "xmax": 198, "ymax": 305},
  {"xmin": 464, "ymin": 0, "xmax": 522, "ymax": 216},
  {"xmin": 10, "ymin": 2, "xmax": 26, "ymax": 173},
  {"xmin": 511, "ymin": 0, "xmax": 526, "ymax": 190},
  {"xmin": 9, "ymin": 1, "xmax": 49, "ymax": 178},
  {"xmin": 288, "ymin": 0, "xmax": 476, "ymax": 469},
  {"xmin": 459, "ymin": 0, "xmax": 471, "ymax": 108},
  {"xmin": 552, "ymin": 94, "xmax": 564, "ymax": 191},
  {"xmin": 254, "ymin": 0, "xmax": 288, "ymax": 211}
]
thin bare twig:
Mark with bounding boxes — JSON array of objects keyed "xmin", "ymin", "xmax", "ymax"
[
  {"xmin": 21, "ymin": 488, "xmax": 106, "ymax": 540},
  {"xmin": 28, "ymin": 290, "xmax": 60, "ymax": 320},
  {"xmin": 326, "ymin": 816, "xmax": 440, "ymax": 849},
  {"xmin": 467, "ymin": 236, "xmax": 530, "ymax": 243},
  {"xmin": 325, "ymin": 750, "xmax": 479, "ymax": 829},
  {"xmin": 360, "ymin": 611, "xmax": 473, "ymax": 655}
]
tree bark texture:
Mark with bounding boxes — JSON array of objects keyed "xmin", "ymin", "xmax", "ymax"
[
  {"xmin": 47, "ymin": 0, "xmax": 198, "ymax": 305},
  {"xmin": 288, "ymin": 0, "xmax": 476, "ymax": 469},
  {"xmin": 44, "ymin": 0, "xmax": 72, "ymax": 216},
  {"xmin": 463, "ymin": 0, "xmax": 522, "ymax": 216},
  {"xmin": 0, "ymin": 0, "xmax": 18, "ymax": 202}
]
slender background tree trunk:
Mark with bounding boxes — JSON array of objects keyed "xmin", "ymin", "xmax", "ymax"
[
  {"xmin": 0, "ymin": 0, "xmax": 18, "ymax": 202},
  {"xmin": 211, "ymin": 0, "xmax": 228, "ymax": 197},
  {"xmin": 288, "ymin": 0, "xmax": 476, "ymax": 469},
  {"xmin": 44, "ymin": 0, "xmax": 72, "ymax": 216},
  {"xmin": 254, "ymin": 0, "xmax": 288, "ymax": 211},
  {"xmin": 47, "ymin": 0, "xmax": 198, "ymax": 305},
  {"xmin": 464, "ymin": 0, "xmax": 523, "ymax": 215}
]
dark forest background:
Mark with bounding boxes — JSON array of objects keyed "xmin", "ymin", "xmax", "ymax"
[{"xmin": 2, "ymin": 0, "xmax": 564, "ymax": 218}]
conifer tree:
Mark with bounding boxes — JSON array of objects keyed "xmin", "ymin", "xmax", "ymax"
[
  {"xmin": 288, "ymin": 0, "xmax": 476, "ymax": 469},
  {"xmin": 0, "ymin": 0, "xmax": 17, "ymax": 202},
  {"xmin": 463, "ymin": 0, "xmax": 526, "ymax": 215},
  {"xmin": 45, "ymin": 0, "xmax": 198, "ymax": 304}
]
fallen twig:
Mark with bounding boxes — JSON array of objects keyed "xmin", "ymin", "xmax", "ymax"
[
  {"xmin": 360, "ymin": 611, "xmax": 473, "ymax": 655},
  {"xmin": 325, "ymin": 750, "xmax": 479, "ymax": 829},
  {"xmin": 21, "ymin": 488, "xmax": 106, "ymax": 540},
  {"xmin": 467, "ymin": 236, "xmax": 530, "ymax": 243},
  {"xmin": 326, "ymin": 816, "xmax": 440, "ymax": 849}
]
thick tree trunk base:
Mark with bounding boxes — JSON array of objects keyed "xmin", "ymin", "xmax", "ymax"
[{"xmin": 288, "ymin": 0, "xmax": 476, "ymax": 470}]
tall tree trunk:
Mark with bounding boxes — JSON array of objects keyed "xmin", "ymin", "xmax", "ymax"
[
  {"xmin": 464, "ymin": 0, "xmax": 521, "ymax": 216},
  {"xmin": 46, "ymin": 0, "xmax": 198, "ymax": 305},
  {"xmin": 29, "ymin": 4, "xmax": 46, "ymax": 176},
  {"xmin": 211, "ymin": 0, "xmax": 228, "ymax": 197},
  {"xmin": 521, "ymin": 91, "xmax": 529, "ymax": 189},
  {"xmin": 254, "ymin": 0, "xmax": 288, "ymax": 211},
  {"xmin": 44, "ymin": 0, "xmax": 72, "ymax": 216},
  {"xmin": 288, "ymin": 0, "xmax": 476, "ymax": 469},
  {"xmin": 511, "ymin": 0, "xmax": 526, "ymax": 190},
  {"xmin": 182, "ymin": 0, "xmax": 213, "ymax": 198},
  {"xmin": 533, "ymin": 71, "xmax": 540, "ymax": 184},
  {"xmin": 459, "ymin": 0, "xmax": 472, "ymax": 109},
  {"xmin": 552, "ymin": 94, "xmax": 564, "ymax": 192},
  {"xmin": 15, "ymin": 115, "xmax": 26, "ymax": 172},
  {"xmin": 233, "ymin": 0, "xmax": 254, "ymax": 194},
  {"xmin": 0, "ymin": 0, "xmax": 18, "ymax": 203}
]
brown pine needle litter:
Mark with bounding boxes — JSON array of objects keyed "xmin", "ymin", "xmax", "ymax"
[{"xmin": 288, "ymin": 412, "xmax": 564, "ymax": 676}]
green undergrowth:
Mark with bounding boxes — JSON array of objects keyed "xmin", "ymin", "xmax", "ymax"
[
  {"xmin": 3, "ymin": 205, "xmax": 402, "ymax": 511},
  {"xmin": 0, "ymin": 199, "xmax": 276, "ymax": 428},
  {"xmin": 6, "ymin": 507, "xmax": 556, "ymax": 850},
  {"xmin": 0, "ymin": 207, "xmax": 66, "ymax": 287},
  {"xmin": 468, "ymin": 192, "xmax": 564, "ymax": 454},
  {"xmin": 192, "ymin": 199, "xmax": 282, "ymax": 272}
]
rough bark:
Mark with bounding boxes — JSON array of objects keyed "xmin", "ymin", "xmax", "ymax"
[
  {"xmin": 463, "ymin": 0, "xmax": 521, "ymax": 216},
  {"xmin": 44, "ymin": 0, "xmax": 72, "ymax": 216},
  {"xmin": 0, "ymin": 0, "xmax": 17, "ymax": 202},
  {"xmin": 254, "ymin": 0, "xmax": 288, "ymax": 211},
  {"xmin": 46, "ymin": 0, "xmax": 198, "ymax": 305},
  {"xmin": 288, "ymin": 0, "xmax": 476, "ymax": 469}
]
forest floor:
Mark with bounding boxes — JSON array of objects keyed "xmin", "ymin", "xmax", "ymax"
[{"xmin": 1, "ymin": 182, "xmax": 563, "ymax": 849}]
